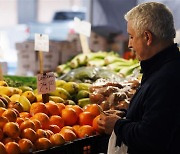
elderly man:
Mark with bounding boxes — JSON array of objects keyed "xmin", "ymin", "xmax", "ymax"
[{"xmin": 98, "ymin": 2, "xmax": 180, "ymax": 154}]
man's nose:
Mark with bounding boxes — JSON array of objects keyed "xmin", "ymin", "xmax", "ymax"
[{"xmin": 128, "ymin": 40, "xmax": 132, "ymax": 49}]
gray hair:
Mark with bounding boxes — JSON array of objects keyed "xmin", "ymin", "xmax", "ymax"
[{"xmin": 124, "ymin": 2, "xmax": 176, "ymax": 40}]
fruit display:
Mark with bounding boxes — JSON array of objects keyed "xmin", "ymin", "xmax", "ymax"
[{"xmin": 56, "ymin": 51, "xmax": 140, "ymax": 78}]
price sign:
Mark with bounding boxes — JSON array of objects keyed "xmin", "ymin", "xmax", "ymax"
[
  {"xmin": 74, "ymin": 17, "xmax": 91, "ymax": 37},
  {"xmin": 34, "ymin": 33, "xmax": 49, "ymax": 52},
  {"xmin": 37, "ymin": 72, "xmax": 56, "ymax": 94}
]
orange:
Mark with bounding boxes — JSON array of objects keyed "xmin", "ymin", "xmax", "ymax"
[
  {"xmin": 2, "ymin": 138, "xmax": 15, "ymax": 145},
  {"xmin": 49, "ymin": 125, "xmax": 61, "ymax": 134},
  {"xmin": 77, "ymin": 125, "xmax": 96, "ymax": 138},
  {"xmin": 3, "ymin": 122, "xmax": 20, "ymax": 139},
  {"xmin": 72, "ymin": 125, "xmax": 80, "ymax": 136},
  {"xmin": 21, "ymin": 128, "xmax": 37, "ymax": 143},
  {"xmin": 32, "ymin": 113, "xmax": 50, "ymax": 129},
  {"xmin": 18, "ymin": 138, "xmax": 34, "ymax": 153},
  {"xmin": 8, "ymin": 101, "xmax": 23, "ymax": 113},
  {"xmin": 2, "ymin": 109, "xmax": 17, "ymax": 122},
  {"xmin": 60, "ymin": 126, "xmax": 74, "ymax": 133},
  {"xmin": 50, "ymin": 133, "xmax": 65, "ymax": 146},
  {"xmin": 31, "ymin": 119, "xmax": 42, "ymax": 130},
  {"xmin": 19, "ymin": 112, "xmax": 31, "ymax": 119},
  {"xmin": 79, "ymin": 111, "xmax": 95, "ymax": 126},
  {"xmin": 0, "ymin": 116, "xmax": 9, "ymax": 129},
  {"xmin": 0, "ymin": 142, "xmax": 6, "ymax": 154},
  {"xmin": 71, "ymin": 105, "xmax": 83, "ymax": 116},
  {"xmin": 20, "ymin": 120, "xmax": 36, "ymax": 131},
  {"xmin": 45, "ymin": 102, "xmax": 60, "ymax": 116},
  {"xmin": 5, "ymin": 141, "xmax": 21, "ymax": 154},
  {"xmin": 36, "ymin": 129, "xmax": 48, "ymax": 138},
  {"xmin": 30, "ymin": 102, "xmax": 48, "ymax": 116},
  {"xmin": 0, "ymin": 128, "xmax": 4, "ymax": 140},
  {"xmin": 56, "ymin": 103, "xmax": 65, "ymax": 115},
  {"xmin": 84, "ymin": 104, "xmax": 100, "ymax": 117},
  {"xmin": 49, "ymin": 115, "xmax": 64, "ymax": 129},
  {"xmin": 46, "ymin": 130, "xmax": 54, "ymax": 139},
  {"xmin": 92, "ymin": 115, "xmax": 102, "ymax": 133},
  {"xmin": 60, "ymin": 129, "xmax": 77, "ymax": 142},
  {"xmin": 61, "ymin": 108, "xmax": 78, "ymax": 126},
  {"xmin": 35, "ymin": 137, "xmax": 52, "ymax": 150},
  {"xmin": 16, "ymin": 117, "xmax": 24, "ymax": 127},
  {"xmin": 0, "ymin": 107, "xmax": 7, "ymax": 116}
]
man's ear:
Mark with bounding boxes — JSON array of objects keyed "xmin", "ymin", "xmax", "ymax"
[{"xmin": 144, "ymin": 31, "xmax": 152, "ymax": 46}]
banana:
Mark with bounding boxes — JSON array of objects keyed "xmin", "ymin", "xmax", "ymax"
[
  {"xmin": 78, "ymin": 98, "xmax": 91, "ymax": 108},
  {"xmin": 62, "ymin": 82, "xmax": 79, "ymax": 95},
  {"xmin": 78, "ymin": 83, "xmax": 91, "ymax": 91},
  {"xmin": 18, "ymin": 86, "xmax": 33, "ymax": 92},
  {"xmin": 55, "ymin": 80, "xmax": 66, "ymax": 88},
  {"xmin": 10, "ymin": 94, "xmax": 21, "ymax": 102},
  {"xmin": 35, "ymin": 94, "xmax": 42, "ymax": 102},
  {"xmin": 49, "ymin": 96, "xmax": 64, "ymax": 103},
  {"xmin": 0, "ymin": 86, "xmax": 14, "ymax": 97},
  {"xmin": 76, "ymin": 90, "xmax": 89, "ymax": 100},
  {"xmin": 19, "ymin": 95, "xmax": 31, "ymax": 112},
  {"xmin": 0, "ymin": 94, "xmax": 11, "ymax": 103},
  {"xmin": 13, "ymin": 88, "xmax": 22, "ymax": 95},
  {"xmin": 0, "ymin": 81, "xmax": 8, "ymax": 86},
  {"xmin": 49, "ymin": 87, "xmax": 71, "ymax": 100},
  {"xmin": 21, "ymin": 91, "xmax": 36, "ymax": 103}
]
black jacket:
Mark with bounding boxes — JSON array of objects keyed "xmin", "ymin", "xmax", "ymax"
[{"xmin": 114, "ymin": 44, "xmax": 180, "ymax": 154}]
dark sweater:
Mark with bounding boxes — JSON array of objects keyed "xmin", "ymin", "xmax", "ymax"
[{"xmin": 114, "ymin": 44, "xmax": 180, "ymax": 154}]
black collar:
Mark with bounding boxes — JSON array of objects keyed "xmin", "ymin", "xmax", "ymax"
[{"xmin": 140, "ymin": 43, "xmax": 180, "ymax": 82}]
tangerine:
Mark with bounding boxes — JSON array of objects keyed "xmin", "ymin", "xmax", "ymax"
[
  {"xmin": 71, "ymin": 105, "xmax": 83, "ymax": 116},
  {"xmin": 0, "ymin": 142, "xmax": 6, "ymax": 154},
  {"xmin": 20, "ymin": 120, "xmax": 36, "ymax": 131},
  {"xmin": 49, "ymin": 115, "xmax": 64, "ymax": 129},
  {"xmin": 56, "ymin": 103, "xmax": 65, "ymax": 115},
  {"xmin": 5, "ymin": 141, "xmax": 21, "ymax": 154},
  {"xmin": 61, "ymin": 108, "xmax": 78, "ymax": 126},
  {"xmin": 79, "ymin": 111, "xmax": 95, "ymax": 126},
  {"xmin": 21, "ymin": 128, "xmax": 37, "ymax": 143},
  {"xmin": 35, "ymin": 137, "xmax": 52, "ymax": 150},
  {"xmin": 16, "ymin": 117, "xmax": 24, "ymax": 126},
  {"xmin": 77, "ymin": 125, "xmax": 96, "ymax": 138},
  {"xmin": 30, "ymin": 102, "xmax": 48, "ymax": 116},
  {"xmin": 92, "ymin": 115, "xmax": 102, "ymax": 133},
  {"xmin": 0, "ymin": 128, "xmax": 4, "ymax": 140},
  {"xmin": 45, "ymin": 102, "xmax": 60, "ymax": 116},
  {"xmin": 49, "ymin": 125, "xmax": 61, "ymax": 134},
  {"xmin": 19, "ymin": 112, "xmax": 31, "ymax": 119},
  {"xmin": 72, "ymin": 125, "xmax": 80, "ymax": 136},
  {"xmin": 2, "ymin": 138, "xmax": 15, "ymax": 144},
  {"xmin": 0, "ymin": 107, "xmax": 6, "ymax": 116},
  {"xmin": 2, "ymin": 109, "xmax": 17, "ymax": 122},
  {"xmin": 3, "ymin": 122, "xmax": 20, "ymax": 139},
  {"xmin": 84, "ymin": 104, "xmax": 100, "ymax": 117},
  {"xmin": 60, "ymin": 126, "xmax": 74, "ymax": 133},
  {"xmin": 31, "ymin": 119, "xmax": 42, "ymax": 130},
  {"xmin": 18, "ymin": 138, "xmax": 34, "ymax": 153},
  {"xmin": 32, "ymin": 113, "xmax": 50, "ymax": 129},
  {"xmin": 36, "ymin": 129, "xmax": 48, "ymax": 138},
  {"xmin": 50, "ymin": 133, "xmax": 65, "ymax": 146},
  {"xmin": 60, "ymin": 129, "xmax": 77, "ymax": 142},
  {"xmin": 46, "ymin": 130, "xmax": 54, "ymax": 139},
  {"xmin": 0, "ymin": 116, "xmax": 9, "ymax": 129}
]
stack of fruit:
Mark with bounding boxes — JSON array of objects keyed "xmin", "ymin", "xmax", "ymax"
[{"xmin": 0, "ymin": 81, "xmax": 103, "ymax": 153}]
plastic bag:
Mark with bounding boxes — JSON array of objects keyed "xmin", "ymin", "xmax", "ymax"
[{"xmin": 107, "ymin": 130, "xmax": 127, "ymax": 154}]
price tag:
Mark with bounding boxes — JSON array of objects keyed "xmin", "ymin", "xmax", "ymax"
[
  {"xmin": 34, "ymin": 33, "xmax": 49, "ymax": 52},
  {"xmin": 37, "ymin": 72, "xmax": 56, "ymax": 94},
  {"xmin": 74, "ymin": 17, "xmax": 91, "ymax": 37}
]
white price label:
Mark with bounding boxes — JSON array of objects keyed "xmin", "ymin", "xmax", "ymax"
[
  {"xmin": 34, "ymin": 33, "xmax": 49, "ymax": 52},
  {"xmin": 37, "ymin": 72, "xmax": 56, "ymax": 94},
  {"xmin": 74, "ymin": 17, "xmax": 91, "ymax": 37}
]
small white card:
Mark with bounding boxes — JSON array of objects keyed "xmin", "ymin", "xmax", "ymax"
[
  {"xmin": 74, "ymin": 17, "xmax": 91, "ymax": 37},
  {"xmin": 34, "ymin": 33, "xmax": 49, "ymax": 52},
  {"xmin": 37, "ymin": 72, "xmax": 56, "ymax": 94}
]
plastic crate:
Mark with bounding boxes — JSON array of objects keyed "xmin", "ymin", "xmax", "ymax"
[{"xmin": 33, "ymin": 135, "xmax": 110, "ymax": 154}]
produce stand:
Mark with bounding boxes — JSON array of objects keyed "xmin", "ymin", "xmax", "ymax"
[{"xmin": 33, "ymin": 135, "xmax": 110, "ymax": 154}]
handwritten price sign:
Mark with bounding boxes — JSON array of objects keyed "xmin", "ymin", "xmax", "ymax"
[
  {"xmin": 34, "ymin": 33, "xmax": 49, "ymax": 52},
  {"xmin": 37, "ymin": 72, "xmax": 56, "ymax": 94}
]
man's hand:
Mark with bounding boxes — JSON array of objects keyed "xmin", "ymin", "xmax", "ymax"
[{"xmin": 97, "ymin": 112, "xmax": 121, "ymax": 135}]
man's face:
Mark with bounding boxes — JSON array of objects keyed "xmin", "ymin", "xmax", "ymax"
[{"xmin": 127, "ymin": 21, "xmax": 148, "ymax": 61}]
